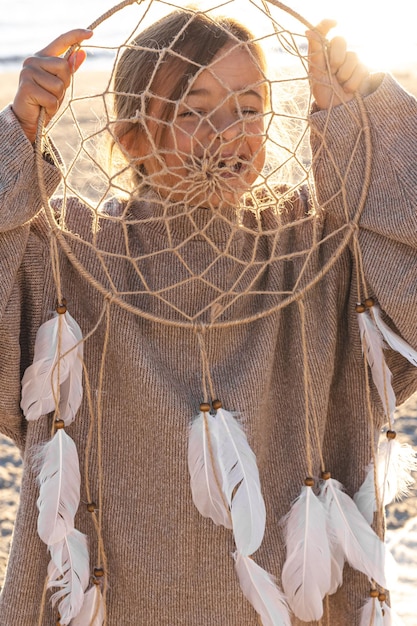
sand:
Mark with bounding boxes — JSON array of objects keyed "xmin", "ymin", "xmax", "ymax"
[{"xmin": 0, "ymin": 66, "xmax": 417, "ymax": 620}]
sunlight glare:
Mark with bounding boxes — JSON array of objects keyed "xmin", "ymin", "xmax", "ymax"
[{"xmin": 299, "ymin": 0, "xmax": 417, "ymax": 71}]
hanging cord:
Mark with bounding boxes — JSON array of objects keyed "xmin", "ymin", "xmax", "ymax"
[
  {"xmin": 82, "ymin": 299, "xmax": 112, "ymax": 606},
  {"xmin": 195, "ymin": 326, "xmax": 216, "ymax": 403},
  {"xmin": 37, "ymin": 573, "xmax": 49, "ymax": 626},
  {"xmin": 298, "ymin": 298, "xmax": 315, "ymax": 478}
]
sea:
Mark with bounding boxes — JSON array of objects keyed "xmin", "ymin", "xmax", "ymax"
[
  {"xmin": 0, "ymin": 0, "xmax": 143, "ymax": 72},
  {"xmin": 1, "ymin": 0, "xmax": 416, "ymax": 74},
  {"xmin": 0, "ymin": 0, "xmax": 318, "ymax": 74}
]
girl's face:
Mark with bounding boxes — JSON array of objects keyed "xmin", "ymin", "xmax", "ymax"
[{"xmin": 137, "ymin": 43, "xmax": 267, "ymax": 207}]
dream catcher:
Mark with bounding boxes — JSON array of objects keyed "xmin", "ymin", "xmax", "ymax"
[{"xmin": 19, "ymin": 0, "xmax": 417, "ymax": 624}]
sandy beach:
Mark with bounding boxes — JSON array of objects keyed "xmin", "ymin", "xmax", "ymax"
[{"xmin": 0, "ymin": 65, "xmax": 417, "ymax": 622}]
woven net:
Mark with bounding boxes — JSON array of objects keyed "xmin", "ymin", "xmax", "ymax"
[{"xmin": 36, "ymin": 0, "xmax": 371, "ymax": 329}]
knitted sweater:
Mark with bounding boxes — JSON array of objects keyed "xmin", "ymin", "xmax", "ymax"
[{"xmin": 0, "ymin": 74, "xmax": 417, "ymax": 625}]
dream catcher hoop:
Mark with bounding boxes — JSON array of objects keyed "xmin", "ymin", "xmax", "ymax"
[
  {"xmin": 19, "ymin": 0, "xmax": 417, "ymax": 624},
  {"xmin": 34, "ymin": 0, "xmax": 373, "ymax": 329}
]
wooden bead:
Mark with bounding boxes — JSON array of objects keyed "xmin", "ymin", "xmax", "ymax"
[
  {"xmin": 54, "ymin": 419, "xmax": 65, "ymax": 430},
  {"xmin": 386, "ymin": 430, "xmax": 397, "ymax": 440},
  {"xmin": 199, "ymin": 402, "xmax": 211, "ymax": 413},
  {"xmin": 378, "ymin": 593, "xmax": 387, "ymax": 602},
  {"xmin": 355, "ymin": 303, "xmax": 366, "ymax": 314},
  {"xmin": 364, "ymin": 297, "xmax": 375, "ymax": 309},
  {"xmin": 87, "ymin": 502, "xmax": 97, "ymax": 513},
  {"xmin": 321, "ymin": 471, "xmax": 331, "ymax": 480},
  {"xmin": 369, "ymin": 589, "xmax": 379, "ymax": 598},
  {"xmin": 212, "ymin": 399, "xmax": 222, "ymax": 410},
  {"xmin": 304, "ymin": 477, "xmax": 315, "ymax": 487},
  {"xmin": 56, "ymin": 298, "xmax": 67, "ymax": 315},
  {"xmin": 94, "ymin": 567, "xmax": 105, "ymax": 578}
]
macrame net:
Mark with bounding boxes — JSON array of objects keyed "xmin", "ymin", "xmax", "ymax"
[
  {"xmin": 37, "ymin": 0, "xmax": 372, "ymax": 328},
  {"xmin": 28, "ymin": 0, "xmax": 416, "ymax": 624}
]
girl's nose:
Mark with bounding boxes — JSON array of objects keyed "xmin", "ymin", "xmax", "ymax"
[{"xmin": 209, "ymin": 113, "xmax": 242, "ymax": 143}]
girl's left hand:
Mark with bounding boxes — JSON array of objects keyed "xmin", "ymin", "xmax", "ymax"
[{"xmin": 306, "ymin": 20, "xmax": 371, "ymax": 110}]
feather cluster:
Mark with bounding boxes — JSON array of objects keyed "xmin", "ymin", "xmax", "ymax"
[
  {"xmin": 188, "ymin": 404, "xmax": 290, "ymax": 625},
  {"xmin": 281, "ymin": 474, "xmax": 387, "ymax": 622},
  {"xmin": 21, "ymin": 310, "xmax": 90, "ymax": 623},
  {"xmin": 357, "ymin": 302, "xmax": 417, "ymax": 418},
  {"xmin": 354, "ymin": 436, "xmax": 417, "ymax": 525},
  {"xmin": 359, "ymin": 596, "xmax": 406, "ymax": 626},
  {"xmin": 356, "ymin": 302, "xmax": 417, "ymax": 520},
  {"xmin": 188, "ymin": 406, "xmax": 265, "ymax": 553},
  {"xmin": 359, "ymin": 597, "xmax": 385, "ymax": 626},
  {"xmin": 380, "ymin": 602, "xmax": 407, "ymax": 626},
  {"xmin": 21, "ymin": 311, "xmax": 83, "ymax": 424},
  {"xmin": 357, "ymin": 308, "xmax": 395, "ymax": 420},
  {"xmin": 319, "ymin": 477, "xmax": 387, "ymax": 589},
  {"xmin": 35, "ymin": 429, "xmax": 90, "ymax": 624}
]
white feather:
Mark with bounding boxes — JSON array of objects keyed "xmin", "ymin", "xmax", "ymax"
[
  {"xmin": 234, "ymin": 552, "xmax": 291, "ymax": 626},
  {"xmin": 214, "ymin": 408, "xmax": 266, "ymax": 556},
  {"xmin": 353, "ymin": 462, "xmax": 378, "ymax": 525},
  {"xmin": 319, "ymin": 478, "xmax": 386, "ymax": 588},
  {"xmin": 21, "ymin": 311, "xmax": 83, "ymax": 423},
  {"xmin": 58, "ymin": 315, "xmax": 84, "ymax": 425},
  {"xmin": 47, "ymin": 529, "xmax": 90, "ymax": 625},
  {"xmin": 188, "ymin": 411, "xmax": 232, "ymax": 528},
  {"xmin": 382, "ymin": 602, "xmax": 407, "ymax": 625},
  {"xmin": 359, "ymin": 597, "xmax": 384, "ymax": 626},
  {"xmin": 384, "ymin": 548, "xmax": 399, "ymax": 592},
  {"xmin": 328, "ymin": 537, "xmax": 345, "ymax": 595},
  {"xmin": 354, "ymin": 438, "xmax": 417, "ymax": 524},
  {"xmin": 372, "ymin": 305, "xmax": 417, "ymax": 366},
  {"xmin": 357, "ymin": 311, "xmax": 396, "ymax": 419},
  {"xmin": 35, "ymin": 429, "xmax": 81, "ymax": 545},
  {"xmin": 378, "ymin": 438, "xmax": 417, "ymax": 505},
  {"xmin": 281, "ymin": 486, "xmax": 331, "ymax": 621},
  {"xmin": 71, "ymin": 585, "xmax": 105, "ymax": 626}
]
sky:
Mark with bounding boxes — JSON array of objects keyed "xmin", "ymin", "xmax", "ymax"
[{"xmin": 293, "ymin": 0, "xmax": 416, "ymax": 70}]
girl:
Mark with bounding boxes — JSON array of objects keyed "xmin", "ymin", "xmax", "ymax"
[{"xmin": 1, "ymin": 7, "xmax": 417, "ymax": 626}]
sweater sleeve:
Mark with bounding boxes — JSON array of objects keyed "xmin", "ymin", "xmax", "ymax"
[
  {"xmin": 0, "ymin": 106, "xmax": 61, "ymax": 446},
  {"xmin": 309, "ymin": 74, "xmax": 417, "ymax": 403}
]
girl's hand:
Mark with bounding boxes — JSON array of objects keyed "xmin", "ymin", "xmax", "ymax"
[
  {"xmin": 306, "ymin": 20, "xmax": 370, "ymax": 110},
  {"xmin": 12, "ymin": 29, "xmax": 93, "ymax": 144}
]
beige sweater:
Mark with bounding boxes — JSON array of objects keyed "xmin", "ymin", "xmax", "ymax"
[{"xmin": 0, "ymin": 74, "xmax": 417, "ymax": 625}]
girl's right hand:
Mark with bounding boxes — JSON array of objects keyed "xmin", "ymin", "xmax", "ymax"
[{"xmin": 12, "ymin": 29, "xmax": 93, "ymax": 144}]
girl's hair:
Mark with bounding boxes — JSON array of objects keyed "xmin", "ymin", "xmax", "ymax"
[{"xmin": 111, "ymin": 9, "xmax": 266, "ymax": 189}]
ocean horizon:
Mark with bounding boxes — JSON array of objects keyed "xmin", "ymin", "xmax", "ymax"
[{"xmin": 1, "ymin": 0, "xmax": 416, "ymax": 73}]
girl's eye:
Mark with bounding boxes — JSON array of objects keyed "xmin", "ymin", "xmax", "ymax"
[
  {"xmin": 178, "ymin": 109, "xmax": 204, "ymax": 119},
  {"xmin": 240, "ymin": 108, "xmax": 260, "ymax": 117}
]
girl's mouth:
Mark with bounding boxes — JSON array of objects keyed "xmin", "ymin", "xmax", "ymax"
[{"xmin": 217, "ymin": 159, "xmax": 244, "ymax": 177}]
